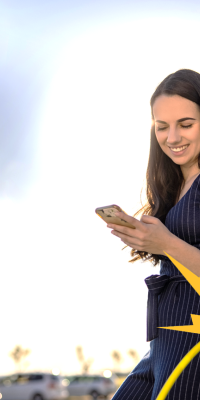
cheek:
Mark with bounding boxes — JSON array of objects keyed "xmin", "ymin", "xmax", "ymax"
[
  {"xmin": 155, "ymin": 132, "xmax": 169, "ymax": 155},
  {"xmin": 188, "ymin": 129, "xmax": 200, "ymax": 146},
  {"xmin": 194, "ymin": 130, "xmax": 200, "ymax": 143},
  {"xmin": 155, "ymin": 131, "xmax": 159, "ymax": 142},
  {"xmin": 155, "ymin": 132, "xmax": 164, "ymax": 146}
]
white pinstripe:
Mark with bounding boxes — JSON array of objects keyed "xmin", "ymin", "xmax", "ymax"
[
  {"xmin": 193, "ymin": 178, "xmax": 200, "ymax": 243},
  {"xmin": 169, "ymin": 285, "xmax": 185, "ymax": 400},
  {"xmin": 181, "ymin": 195, "xmax": 186, "ymax": 242},
  {"xmin": 155, "ymin": 284, "xmax": 177, "ymax": 394},
  {"xmin": 184, "ymin": 299, "xmax": 200, "ymax": 399},
  {"xmin": 159, "ymin": 283, "xmax": 181, "ymax": 391},
  {"xmin": 177, "ymin": 285, "xmax": 193, "ymax": 399}
]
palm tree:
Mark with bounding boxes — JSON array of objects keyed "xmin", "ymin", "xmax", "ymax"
[
  {"xmin": 76, "ymin": 346, "xmax": 93, "ymax": 373},
  {"xmin": 110, "ymin": 350, "xmax": 123, "ymax": 371},
  {"xmin": 9, "ymin": 345, "xmax": 31, "ymax": 372},
  {"xmin": 127, "ymin": 349, "xmax": 140, "ymax": 365}
]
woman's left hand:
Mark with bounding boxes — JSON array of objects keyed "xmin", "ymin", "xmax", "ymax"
[{"xmin": 107, "ymin": 211, "xmax": 173, "ymax": 255}]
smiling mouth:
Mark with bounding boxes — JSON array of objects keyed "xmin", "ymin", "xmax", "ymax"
[
  {"xmin": 168, "ymin": 145, "xmax": 189, "ymax": 150},
  {"xmin": 169, "ymin": 144, "xmax": 190, "ymax": 155}
]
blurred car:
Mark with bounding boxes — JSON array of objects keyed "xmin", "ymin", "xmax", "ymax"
[
  {"xmin": 61, "ymin": 374, "xmax": 117, "ymax": 399},
  {"xmin": 113, "ymin": 372, "xmax": 130, "ymax": 388},
  {"xmin": 0, "ymin": 372, "xmax": 69, "ymax": 400}
]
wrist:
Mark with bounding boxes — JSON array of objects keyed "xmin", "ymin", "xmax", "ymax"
[{"xmin": 162, "ymin": 232, "xmax": 177, "ymax": 256}]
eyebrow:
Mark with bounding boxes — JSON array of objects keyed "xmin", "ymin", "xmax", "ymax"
[{"xmin": 155, "ymin": 117, "xmax": 196, "ymax": 124}]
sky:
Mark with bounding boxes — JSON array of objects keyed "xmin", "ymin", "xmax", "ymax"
[{"xmin": 0, "ymin": 0, "xmax": 200, "ymax": 376}]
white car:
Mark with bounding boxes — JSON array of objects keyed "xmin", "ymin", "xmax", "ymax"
[
  {"xmin": 0, "ymin": 372, "xmax": 69, "ymax": 400},
  {"xmin": 62, "ymin": 374, "xmax": 117, "ymax": 399}
]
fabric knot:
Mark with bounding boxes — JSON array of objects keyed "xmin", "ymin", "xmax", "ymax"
[{"xmin": 144, "ymin": 274, "xmax": 187, "ymax": 342}]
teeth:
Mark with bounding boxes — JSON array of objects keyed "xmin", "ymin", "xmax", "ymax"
[{"xmin": 171, "ymin": 145, "xmax": 188, "ymax": 152}]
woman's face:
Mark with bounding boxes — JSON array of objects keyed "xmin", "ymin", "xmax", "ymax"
[{"xmin": 153, "ymin": 94, "xmax": 200, "ymax": 178}]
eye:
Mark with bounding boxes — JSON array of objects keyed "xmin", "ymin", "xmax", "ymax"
[
  {"xmin": 182, "ymin": 124, "xmax": 193, "ymax": 129},
  {"xmin": 156, "ymin": 127, "xmax": 166, "ymax": 131},
  {"xmin": 156, "ymin": 124, "xmax": 193, "ymax": 131}
]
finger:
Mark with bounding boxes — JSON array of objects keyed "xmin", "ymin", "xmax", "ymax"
[
  {"xmin": 111, "ymin": 230, "xmax": 140, "ymax": 248},
  {"xmin": 115, "ymin": 211, "xmax": 144, "ymax": 230},
  {"xmin": 121, "ymin": 238, "xmax": 137, "ymax": 250},
  {"xmin": 107, "ymin": 223, "xmax": 137, "ymax": 237}
]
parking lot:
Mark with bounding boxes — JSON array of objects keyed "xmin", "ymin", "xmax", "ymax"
[{"xmin": 68, "ymin": 395, "xmax": 115, "ymax": 400}]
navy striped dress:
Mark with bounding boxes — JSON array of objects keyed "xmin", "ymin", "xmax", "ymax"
[{"xmin": 111, "ymin": 173, "xmax": 200, "ymax": 400}]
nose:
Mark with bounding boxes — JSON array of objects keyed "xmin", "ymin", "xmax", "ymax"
[{"xmin": 166, "ymin": 126, "xmax": 182, "ymax": 146}]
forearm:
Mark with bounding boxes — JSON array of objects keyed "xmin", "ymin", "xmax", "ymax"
[{"xmin": 164, "ymin": 233, "xmax": 200, "ymax": 277}]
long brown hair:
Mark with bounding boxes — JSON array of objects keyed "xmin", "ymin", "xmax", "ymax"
[{"xmin": 128, "ymin": 69, "xmax": 200, "ymax": 266}]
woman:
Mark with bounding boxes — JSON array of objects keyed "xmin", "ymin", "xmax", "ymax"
[{"xmin": 107, "ymin": 69, "xmax": 200, "ymax": 399}]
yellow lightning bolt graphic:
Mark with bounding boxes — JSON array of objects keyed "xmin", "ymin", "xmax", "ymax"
[
  {"xmin": 158, "ymin": 251, "xmax": 200, "ymax": 333},
  {"xmin": 155, "ymin": 252, "xmax": 200, "ymax": 399},
  {"xmin": 158, "ymin": 314, "xmax": 200, "ymax": 333}
]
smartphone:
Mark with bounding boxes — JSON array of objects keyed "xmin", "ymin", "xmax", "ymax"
[{"xmin": 95, "ymin": 204, "xmax": 136, "ymax": 229}]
